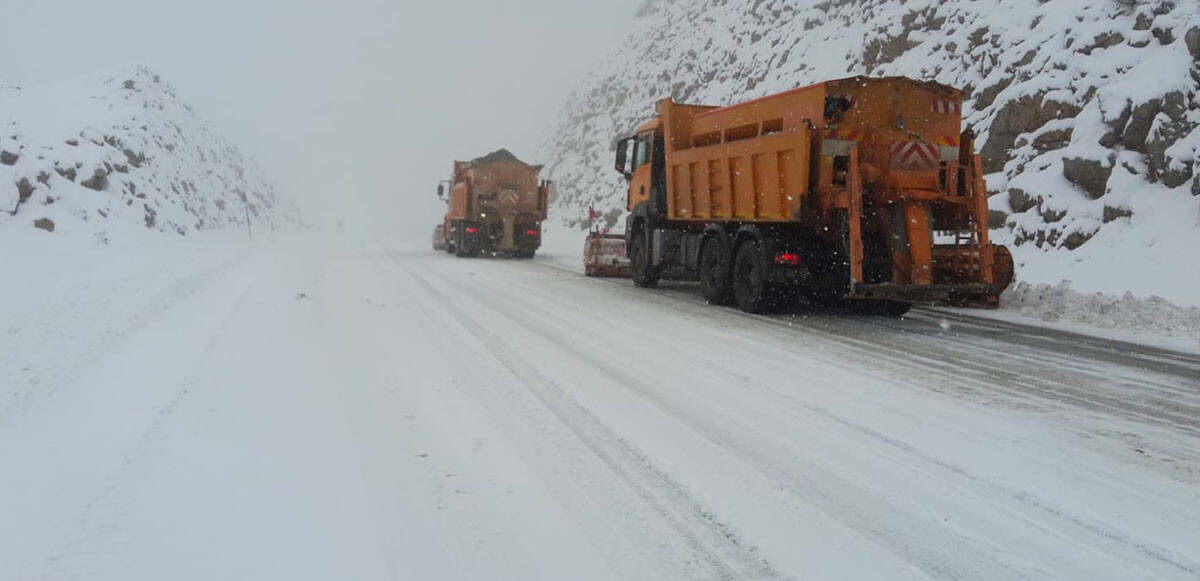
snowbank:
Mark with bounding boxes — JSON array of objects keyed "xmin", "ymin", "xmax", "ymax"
[
  {"xmin": 0, "ymin": 66, "xmax": 288, "ymax": 237},
  {"xmin": 994, "ymin": 280, "xmax": 1200, "ymax": 352}
]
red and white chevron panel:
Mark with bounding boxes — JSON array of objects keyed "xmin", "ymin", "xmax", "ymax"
[
  {"xmin": 890, "ymin": 140, "xmax": 941, "ymax": 169},
  {"xmin": 931, "ymin": 98, "xmax": 960, "ymax": 114}
]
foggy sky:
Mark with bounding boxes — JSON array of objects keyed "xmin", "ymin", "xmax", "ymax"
[{"xmin": 1, "ymin": 0, "xmax": 643, "ymax": 233}]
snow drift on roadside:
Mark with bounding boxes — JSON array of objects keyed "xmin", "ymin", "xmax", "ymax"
[
  {"xmin": 998, "ymin": 280, "xmax": 1200, "ymax": 351},
  {"xmin": 0, "ymin": 66, "xmax": 289, "ymax": 238}
]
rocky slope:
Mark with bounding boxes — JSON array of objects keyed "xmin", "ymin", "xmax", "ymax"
[
  {"xmin": 1, "ymin": 66, "xmax": 287, "ymax": 239},
  {"xmin": 539, "ymin": 0, "xmax": 1200, "ymax": 302}
]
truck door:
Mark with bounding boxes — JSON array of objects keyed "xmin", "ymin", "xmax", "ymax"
[
  {"xmin": 629, "ymin": 132, "xmax": 654, "ymax": 210},
  {"xmin": 651, "ymin": 131, "xmax": 667, "ymax": 215}
]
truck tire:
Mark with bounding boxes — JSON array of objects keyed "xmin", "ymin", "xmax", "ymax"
[
  {"xmin": 857, "ymin": 300, "xmax": 912, "ymax": 316},
  {"xmin": 455, "ymin": 231, "xmax": 475, "ymax": 257},
  {"xmin": 630, "ymin": 230, "xmax": 661, "ymax": 288},
  {"xmin": 733, "ymin": 240, "xmax": 768, "ymax": 313},
  {"xmin": 698, "ymin": 236, "xmax": 733, "ymax": 305}
]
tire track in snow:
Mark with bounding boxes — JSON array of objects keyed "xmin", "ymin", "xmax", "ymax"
[
  {"xmin": 408, "ymin": 251, "xmax": 1199, "ymax": 578},
  {"xmin": 0, "ymin": 242, "xmax": 261, "ymax": 428},
  {"xmin": 524, "ymin": 256, "xmax": 1200, "ymax": 434},
  {"xmin": 36, "ymin": 253, "xmax": 270, "ymax": 580},
  {"xmin": 398, "ymin": 252, "xmax": 1033, "ymax": 579},
  {"xmin": 385, "ymin": 250, "xmax": 780, "ymax": 581}
]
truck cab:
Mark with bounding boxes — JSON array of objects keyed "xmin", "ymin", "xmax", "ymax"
[{"xmin": 617, "ymin": 121, "xmax": 661, "ymax": 213}]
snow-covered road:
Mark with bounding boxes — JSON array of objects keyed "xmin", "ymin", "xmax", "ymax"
[{"xmin": 3, "ymin": 233, "xmax": 1198, "ymax": 580}]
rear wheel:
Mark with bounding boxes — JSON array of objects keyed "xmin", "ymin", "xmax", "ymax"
[
  {"xmin": 698, "ymin": 236, "xmax": 733, "ymax": 305},
  {"xmin": 733, "ymin": 241, "xmax": 768, "ymax": 313},
  {"xmin": 630, "ymin": 230, "xmax": 661, "ymax": 288},
  {"xmin": 851, "ymin": 300, "xmax": 912, "ymax": 316},
  {"xmin": 454, "ymin": 229, "xmax": 476, "ymax": 257}
]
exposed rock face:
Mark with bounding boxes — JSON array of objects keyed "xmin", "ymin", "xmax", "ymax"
[
  {"xmin": 79, "ymin": 167, "xmax": 108, "ymax": 192},
  {"xmin": 1186, "ymin": 26, "xmax": 1200, "ymax": 59},
  {"xmin": 1062, "ymin": 157, "xmax": 1113, "ymax": 199},
  {"xmin": 539, "ymin": 0, "xmax": 1200, "ymax": 254},
  {"xmin": 1, "ymin": 66, "xmax": 290, "ymax": 234},
  {"xmin": 981, "ymin": 96, "xmax": 1081, "ymax": 174},
  {"xmin": 1103, "ymin": 204, "xmax": 1133, "ymax": 222},
  {"xmin": 1008, "ymin": 188, "xmax": 1040, "ymax": 213}
]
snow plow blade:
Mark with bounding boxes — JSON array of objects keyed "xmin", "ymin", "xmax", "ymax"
[{"xmin": 584, "ymin": 232, "xmax": 632, "ymax": 278}]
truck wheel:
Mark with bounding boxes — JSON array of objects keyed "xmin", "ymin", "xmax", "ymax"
[
  {"xmin": 630, "ymin": 231, "xmax": 661, "ymax": 288},
  {"xmin": 455, "ymin": 233, "xmax": 472, "ymax": 257},
  {"xmin": 733, "ymin": 240, "xmax": 768, "ymax": 313},
  {"xmin": 852, "ymin": 300, "xmax": 912, "ymax": 316},
  {"xmin": 698, "ymin": 236, "xmax": 733, "ymax": 305}
]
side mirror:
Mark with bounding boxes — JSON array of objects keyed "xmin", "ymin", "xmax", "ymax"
[
  {"xmin": 614, "ymin": 137, "xmax": 632, "ymax": 178},
  {"xmin": 437, "ymin": 184, "xmax": 444, "ymax": 199}
]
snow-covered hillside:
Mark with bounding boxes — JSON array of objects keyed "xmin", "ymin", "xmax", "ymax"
[
  {"xmin": 539, "ymin": 0, "xmax": 1200, "ymax": 304},
  {"xmin": 1, "ymin": 67, "xmax": 287, "ymax": 238}
]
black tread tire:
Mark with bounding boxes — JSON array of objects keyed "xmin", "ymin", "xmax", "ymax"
[
  {"xmin": 733, "ymin": 240, "xmax": 768, "ymax": 313},
  {"xmin": 829, "ymin": 299, "xmax": 912, "ymax": 316},
  {"xmin": 861, "ymin": 300, "xmax": 912, "ymax": 316},
  {"xmin": 455, "ymin": 230, "xmax": 476, "ymax": 257},
  {"xmin": 630, "ymin": 231, "xmax": 661, "ymax": 288},
  {"xmin": 698, "ymin": 236, "xmax": 733, "ymax": 305}
]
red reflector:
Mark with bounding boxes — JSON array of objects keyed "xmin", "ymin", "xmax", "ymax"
[
  {"xmin": 774, "ymin": 252, "xmax": 802, "ymax": 266},
  {"xmin": 465, "ymin": 227, "xmax": 478, "ymax": 234},
  {"xmin": 525, "ymin": 229, "xmax": 538, "ymax": 236}
]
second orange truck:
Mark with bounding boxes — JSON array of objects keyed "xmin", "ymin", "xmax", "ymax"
[{"xmin": 434, "ymin": 149, "xmax": 549, "ymax": 258}]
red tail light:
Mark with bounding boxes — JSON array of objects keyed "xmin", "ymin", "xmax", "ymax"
[
  {"xmin": 525, "ymin": 229, "xmax": 538, "ymax": 236},
  {"xmin": 465, "ymin": 227, "xmax": 478, "ymax": 234},
  {"xmin": 774, "ymin": 252, "xmax": 802, "ymax": 266}
]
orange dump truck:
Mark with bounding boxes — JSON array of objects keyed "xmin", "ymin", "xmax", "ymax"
[
  {"xmin": 434, "ymin": 149, "xmax": 549, "ymax": 258},
  {"xmin": 613, "ymin": 76, "xmax": 1013, "ymax": 314}
]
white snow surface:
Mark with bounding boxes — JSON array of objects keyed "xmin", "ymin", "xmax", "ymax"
[
  {"xmin": 0, "ymin": 66, "xmax": 288, "ymax": 237},
  {"xmin": 995, "ymin": 280, "xmax": 1200, "ymax": 352},
  {"xmin": 538, "ymin": 0, "xmax": 1200, "ymax": 306},
  {"xmin": 3, "ymin": 227, "xmax": 1198, "ymax": 580}
]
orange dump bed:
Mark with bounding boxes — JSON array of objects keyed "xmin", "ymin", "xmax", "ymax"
[
  {"xmin": 658, "ymin": 77, "xmax": 964, "ymax": 223},
  {"xmin": 447, "ymin": 158, "xmax": 545, "ymax": 222}
]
